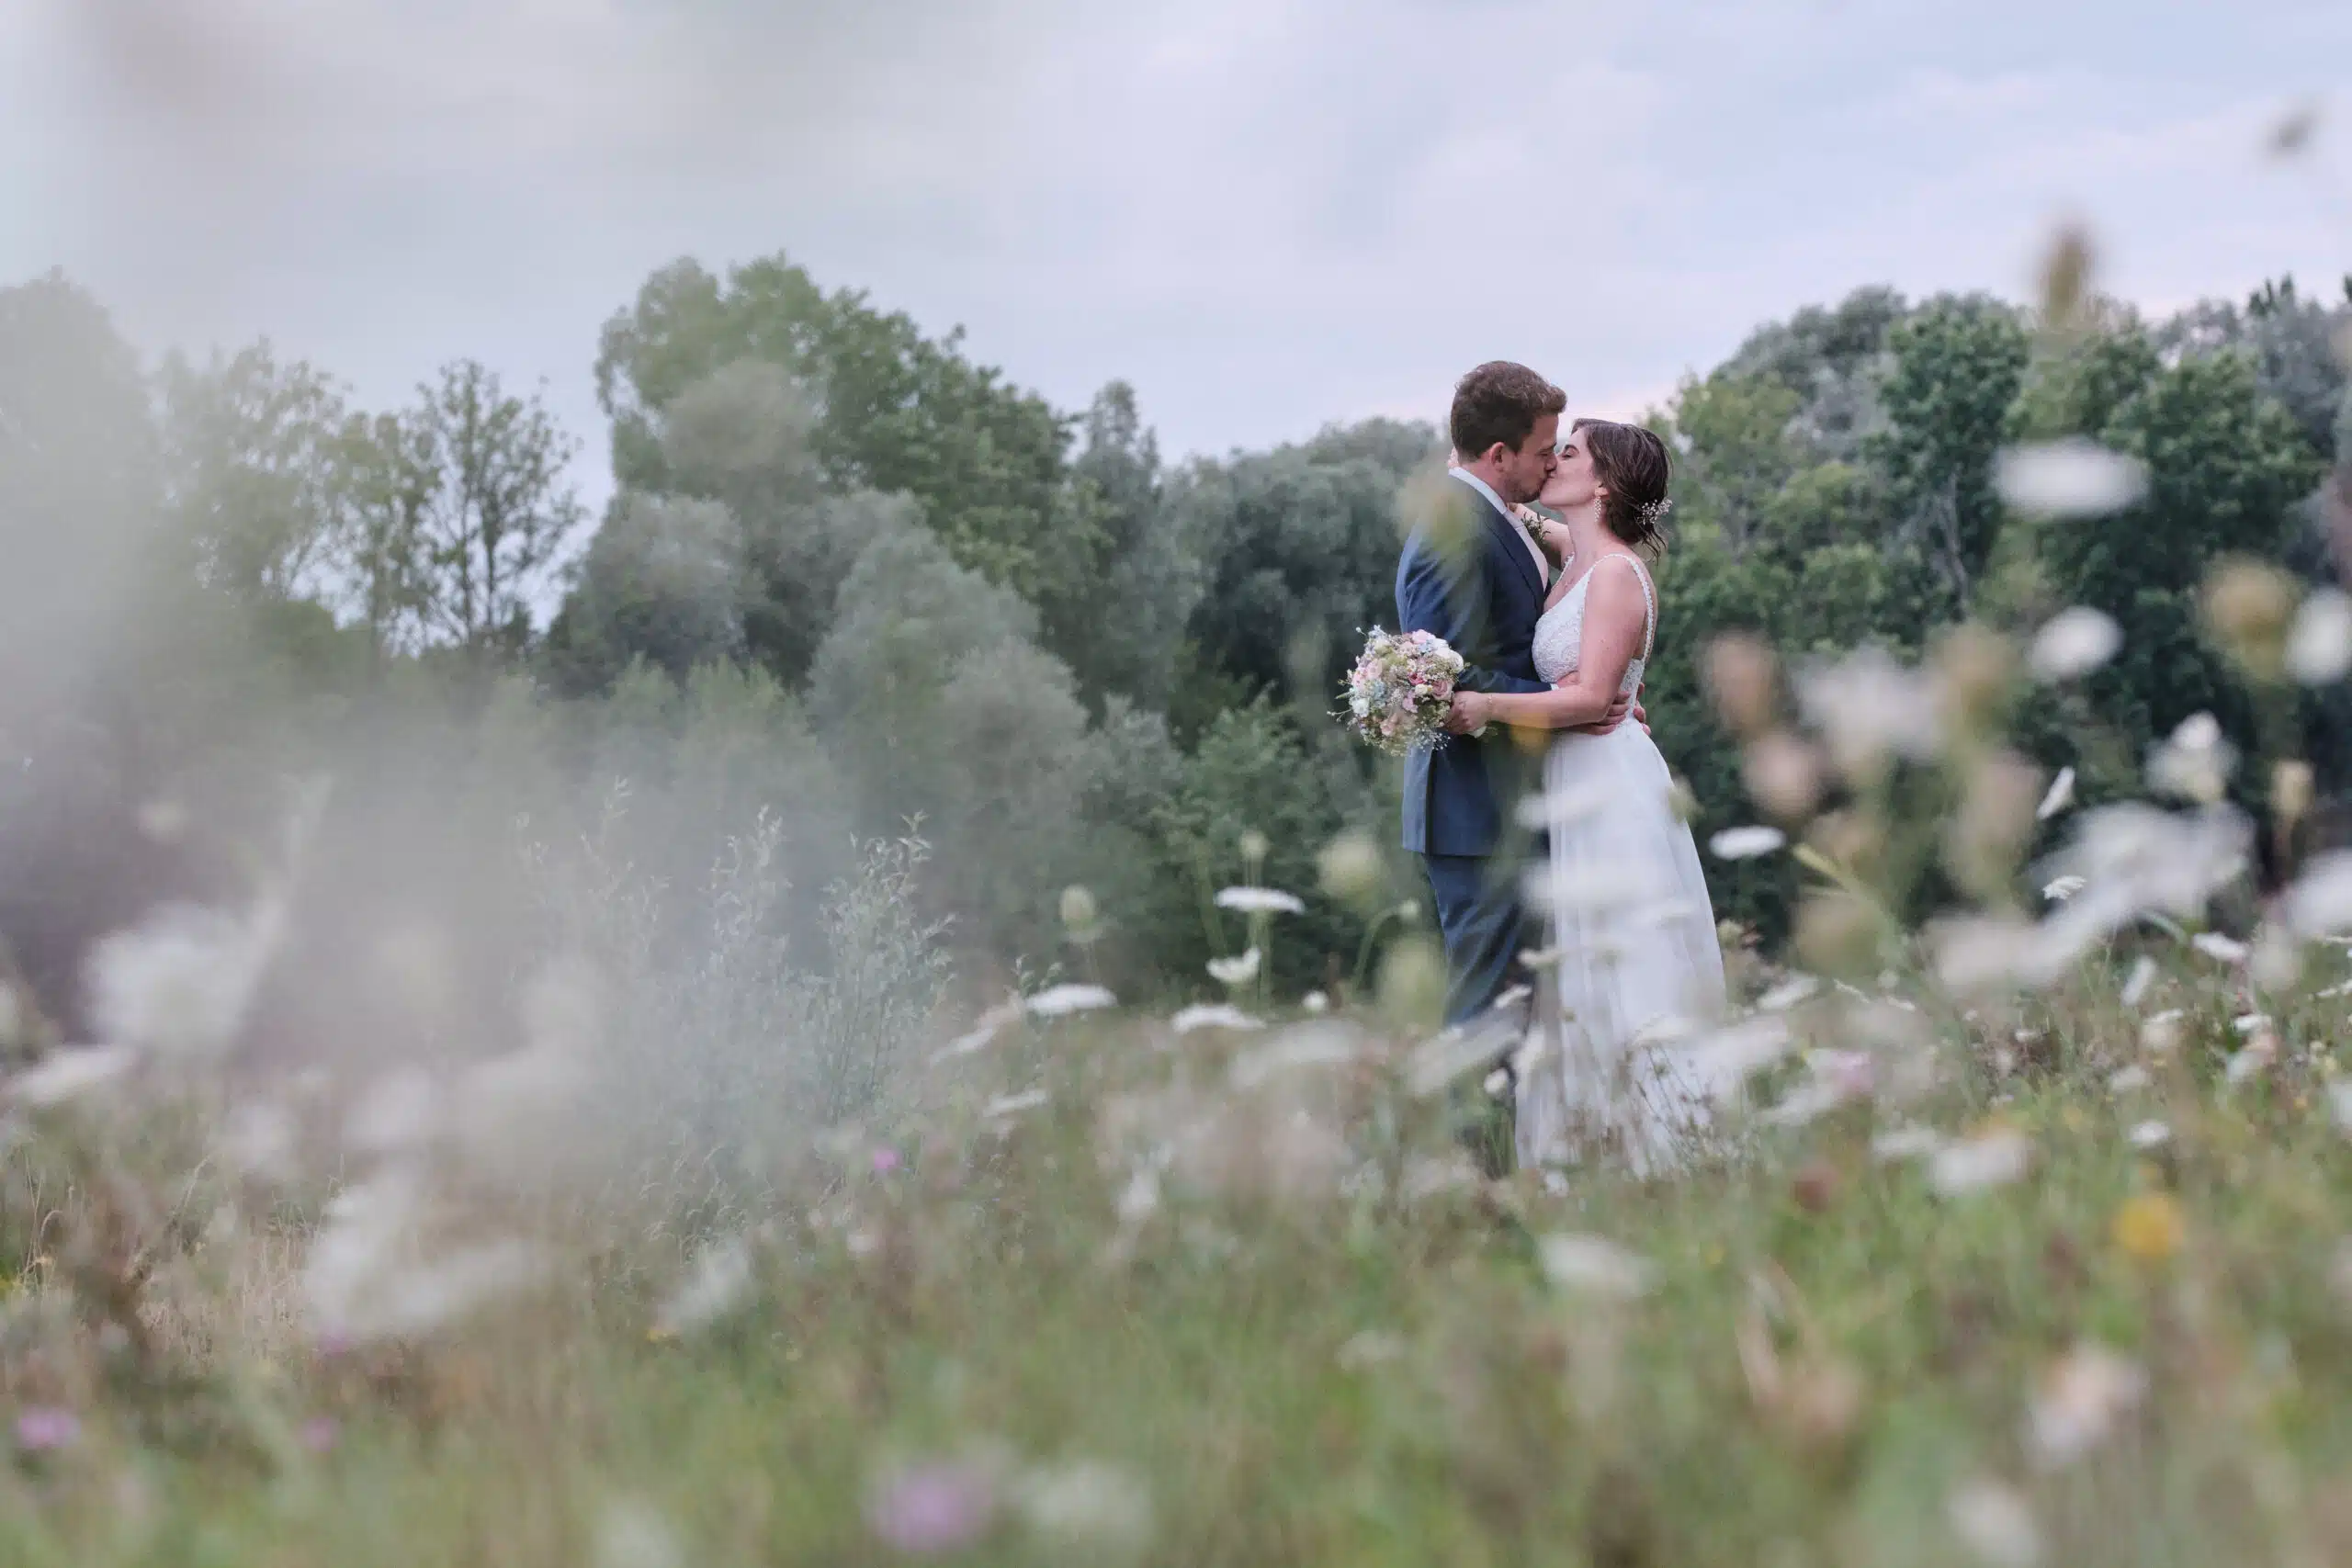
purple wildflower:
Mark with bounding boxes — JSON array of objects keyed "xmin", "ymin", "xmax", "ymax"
[
  {"xmin": 15, "ymin": 1406, "xmax": 80, "ymax": 1452},
  {"xmin": 867, "ymin": 1460, "xmax": 998, "ymax": 1554}
]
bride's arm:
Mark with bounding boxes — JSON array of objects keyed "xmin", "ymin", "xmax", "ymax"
[{"xmin": 1450, "ymin": 567, "xmax": 1647, "ymax": 733}]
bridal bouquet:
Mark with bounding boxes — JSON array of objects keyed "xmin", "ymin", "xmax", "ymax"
[{"xmin": 1340, "ymin": 627, "xmax": 1470, "ymax": 756}]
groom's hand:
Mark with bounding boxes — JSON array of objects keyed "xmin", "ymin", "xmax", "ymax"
[{"xmin": 1574, "ymin": 693, "xmax": 1632, "ymax": 735}]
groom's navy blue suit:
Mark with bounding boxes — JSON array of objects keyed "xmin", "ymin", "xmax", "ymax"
[{"xmin": 1396, "ymin": 473, "xmax": 1552, "ymax": 1026}]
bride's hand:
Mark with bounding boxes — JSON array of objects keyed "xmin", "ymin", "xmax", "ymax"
[{"xmin": 1445, "ymin": 690, "xmax": 1488, "ymax": 735}]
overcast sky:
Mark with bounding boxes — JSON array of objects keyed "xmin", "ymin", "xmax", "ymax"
[{"xmin": 6, "ymin": 0, "xmax": 2346, "ymax": 510}]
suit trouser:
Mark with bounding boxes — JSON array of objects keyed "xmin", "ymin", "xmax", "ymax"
[
  {"xmin": 1420, "ymin": 851, "xmax": 1529, "ymax": 1025},
  {"xmin": 1420, "ymin": 850, "xmax": 1529, "ymax": 1177}
]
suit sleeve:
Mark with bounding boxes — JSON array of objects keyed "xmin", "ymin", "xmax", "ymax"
[{"xmin": 1396, "ymin": 535, "xmax": 1548, "ymax": 696}]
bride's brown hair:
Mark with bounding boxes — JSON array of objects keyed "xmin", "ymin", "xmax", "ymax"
[{"xmin": 1572, "ymin": 418, "xmax": 1673, "ymax": 558}]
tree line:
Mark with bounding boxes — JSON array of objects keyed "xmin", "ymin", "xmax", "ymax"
[{"xmin": 3, "ymin": 257, "xmax": 2348, "ymax": 1022}]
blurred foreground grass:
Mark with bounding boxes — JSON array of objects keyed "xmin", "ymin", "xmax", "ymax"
[{"xmin": 9, "ymin": 950, "xmax": 2352, "ymax": 1568}]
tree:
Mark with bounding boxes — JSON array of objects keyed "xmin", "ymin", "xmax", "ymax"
[
  {"xmin": 1173, "ymin": 419, "xmax": 1439, "ymax": 734},
  {"xmin": 401, "ymin": 361, "xmax": 585, "ymax": 652},
  {"xmin": 1724, "ymin": 286, "xmax": 1908, "ymax": 461},
  {"xmin": 1037, "ymin": 381, "xmax": 1200, "ymax": 710},
  {"xmin": 1871, "ymin": 295, "xmax": 2031, "ymax": 616},
  {"xmin": 157, "ymin": 342, "xmax": 352, "ymax": 604},
  {"xmin": 2029, "ymin": 347, "xmax": 2324, "ymax": 801},
  {"xmin": 596, "ymin": 255, "xmax": 1083, "ymax": 611},
  {"xmin": 0, "ymin": 273, "xmax": 164, "ymax": 694},
  {"xmin": 2159, "ymin": 276, "xmax": 2352, "ymax": 463},
  {"xmin": 1668, "ymin": 370, "xmax": 1803, "ymax": 558},
  {"xmin": 542, "ymin": 493, "xmax": 746, "ymax": 693}
]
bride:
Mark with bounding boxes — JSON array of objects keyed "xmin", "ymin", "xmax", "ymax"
[{"xmin": 1446, "ymin": 419, "xmax": 1728, "ymax": 1177}]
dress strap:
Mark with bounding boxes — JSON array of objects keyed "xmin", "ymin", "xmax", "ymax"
[{"xmin": 1589, "ymin": 552, "xmax": 1656, "ymax": 665}]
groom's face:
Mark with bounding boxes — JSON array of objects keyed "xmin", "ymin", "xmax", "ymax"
[{"xmin": 1497, "ymin": 413, "xmax": 1560, "ymax": 504}]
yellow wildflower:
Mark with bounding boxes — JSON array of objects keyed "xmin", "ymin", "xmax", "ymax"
[{"xmin": 2112, "ymin": 1192, "xmax": 2184, "ymax": 1264}]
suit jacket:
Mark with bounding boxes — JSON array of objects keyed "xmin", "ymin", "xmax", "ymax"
[{"xmin": 1396, "ymin": 476, "xmax": 1553, "ymax": 857}]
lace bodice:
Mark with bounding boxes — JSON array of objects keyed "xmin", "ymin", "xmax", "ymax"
[{"xmin": 1532, "ymin": 554, "xmax": 1656, "ymax": 694}]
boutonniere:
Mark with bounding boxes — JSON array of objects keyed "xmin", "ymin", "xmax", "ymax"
[{"xmin": 1510, "ymin": 503, "xmax": 1552, "ymax": 551}]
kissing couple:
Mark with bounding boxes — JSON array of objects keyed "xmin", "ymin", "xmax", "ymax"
[{"xmin": 1396, "ymin": 360, "xmax": 1732, "ymax": 1180}]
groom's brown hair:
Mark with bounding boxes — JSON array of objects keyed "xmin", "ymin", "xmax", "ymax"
[{"xmin": 1450, "ymin": 361, "xmax": 1566, "ymax": 461}]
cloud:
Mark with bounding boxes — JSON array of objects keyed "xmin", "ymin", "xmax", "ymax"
[{"xmin": 5, "ymin": 0, "xmax": 2348, "ymax": 510}]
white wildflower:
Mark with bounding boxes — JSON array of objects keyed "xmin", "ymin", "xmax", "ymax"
[
  {"xmin": 1016, "ymin": 1461, "xmax": 1153, "ymax": 1553},
  {"xmin": 2231, "ymin": 1012, "xmax": 2271, "ymax": 1035},
  {"xmin": 1709, "ymin": 825, "xmax": 1787, "ymax": 861},
  {"xmin": 1301, "ymin": 990, "xmax": 1330, "ymax": 1015},
  {"xmin": 1400, "ymin": 1154, "xmax": 1482, "ymax": 1202},
  {"xmin": 2051, "ymin": 803, "xmax": 2250, "ymax": 926},
  {"xmin": 85, "ymin": 899, "xmax": 281, "ymax": 1060},
  {"xmin": 1795, "ymin": 648, "xmax": 1942, "ymax": 774},
  {"xmin": 1336, "ymin": 1329, "xmax": 1408, "ymax": 1371},
  {"xmin": 219, "ymin": 1100, "xmax": 296, "ymax": 1179},
  {"xmin": 1686, "ymin": 1014, "xmax": 1796, "ymax": 1093},
  {"xmin": 1929, "ymin": 916, "xmax": 2059, "ymax": 994},
  {"xmin": 2108, "ymin": 1065, "xmax": 2151, "ymax": 1095},
  {"xmin": 1517, "ymin": 782, "xmax": 1612, "ymax": 833},
  {"xmin": 594, "ymin": 1498, "xmax": 684, "ymax": 1568},
  {"xmin": 936, "ymin": 999, "xmax": 1023, "ymax": 1063},
  {"xmin": 1229, "ymin": 1024, "xmax": 1361, "ymax": 1089},
  {"xmin": 454, "ymin": 1036, "xmax": 587, "ymax": 1175},
  {"xmin": 1317, "ymin": 834, "xmax": 1385, "ymax": 902},
  {"xmin": 1995, "ymin": 439, "xmax": 2149, "ymax": 518},
  {"xmin": 2148, "ymin": 713, "xmax": 2234, "ymax": 804},
  {"xmin": 2283, "ymin": 852, "xmax": 2352, "ymax": 939},
  {"xmin": 2288, "ymin": 589, "xmax": 2352, "ymax": 683},
  {"xmin": 2128, "ymin": 1120, "xmax": 2172, "ymax": 1150},
  {"xmin": 1406, "ymin": 1023, "xmax": 1512, "ymax": 1098},
  {"xmin": 2041, "ymin": 875, "xmax": 2086, "ymax": 904},
  {"xmin": 1205, "ymin": 949, "xmax": 1261, "ymax": 987},
  {"xmin": 360, "ymin": 1240, "xmax": 552, "ymax": 1342},
  {"xmin": 1026, "ymin": 985, "xmax": 1117, "ymax": 1019},
  {"xmin": 2329, "ymin": 1080, "xmax": 2352, "ymax": 1133},
  {"xmin": 2141, "ymin": 1010, "xmax": 2185, "ymax": 1054},
  {"xmin": 653, "ymin": 1235, "xmax": 754, "ymax": 1338},
  {"xmin": 1930, "ymin": 1129, "xmax": 2031, "ymax": 1196},
  {"xmin": 2028, "ymin": 1343, "xmax": 2147, "ymax": 1467},
  {"xmin": 2191, "ymin": 932, "xmax": 2248, "ymax": 964},
  {"xmin": 1948, "ymin": 1479, "xmax": 2044, "ymax": 1568},
  {"xmin": 2035, "ymin": 766, "xmax": 2076, "ymax": 822},
  {"xmin": 1171, "ymin": 1004, "xmax": 1265, "ymax": 1035},
  {"xmin": 10, "ymin": 1044, "xmax": 139, "ymax": 1108},
  {"xmin": 345, "ymin": 1066, "xmax": 442, "ymax": 1155},
  {"xmin": 985, "ymin": 1089, "xmax": 1050, "ymax": 1121},
  {"xmin": 2119, "ymin": 956, "xmax": 2156, "ymax": 1009},
  {"xmin": 2029, "ymin": 607, "xmax": 2121, "ymax": 681},
  {"xmin": 1873, "ymin": 1124, "xmax": 1945, "ymax": 1162},
  {"xmin": 1536, "ymin": 1234, "xmax": 1655, "ymax": 1299},
  {"xmin": 1215, "ymin": 886, "xmax": 1306, "ymax": 917},
  {"xmin": 1115, "ymin": 1168, "xmax": 1160, "ymax": 1226},
  {"xmin": 1757, "ymin": 975, "xmax": 1820, "ymax": 1012}
]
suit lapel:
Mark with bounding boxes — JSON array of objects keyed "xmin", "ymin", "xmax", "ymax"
[{"xmin": 1476, "ymin": 489, "xmax": 1544, "ymax": 607}]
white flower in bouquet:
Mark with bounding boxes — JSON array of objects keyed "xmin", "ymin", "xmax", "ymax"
[{"xmin": 1339, "ymin": 628, "xmax": 1470, "ymax": 757}]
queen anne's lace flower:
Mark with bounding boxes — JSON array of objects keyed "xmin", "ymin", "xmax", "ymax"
[{"xmin": 1215, "ymin": 886, "xmax": 1306, "ymax": 917}]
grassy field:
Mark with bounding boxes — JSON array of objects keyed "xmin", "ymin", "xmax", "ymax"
[{"xmin": 6, "ymin": 939, "xmax": 2352, "ymax": 1568}]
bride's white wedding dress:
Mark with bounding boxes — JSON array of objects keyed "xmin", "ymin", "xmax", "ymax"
[{"xmin": 1516, "ymin": 553, "xmax": 1729, "ymax": 1177}]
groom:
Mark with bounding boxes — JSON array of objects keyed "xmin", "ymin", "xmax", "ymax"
[{"xmin": 1396, "ymin": 361, "xmax": 1632, "ymax": 1173}]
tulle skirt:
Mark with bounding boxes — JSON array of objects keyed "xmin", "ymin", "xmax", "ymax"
[{"xmin": 1516, "ymin": 722, "xmax": 1730, "ymax": 1178}]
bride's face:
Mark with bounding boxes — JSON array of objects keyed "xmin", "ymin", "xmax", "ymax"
[{"xmin": 1539, "ymin": 428, "xmax": 1604, "ymax": 512}]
